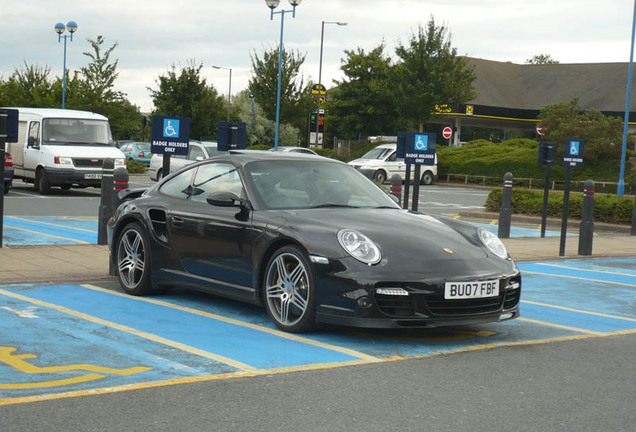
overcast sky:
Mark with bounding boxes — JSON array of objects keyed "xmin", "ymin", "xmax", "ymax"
[{"xmin": 1, "ymin": 0, "xmax": 634, "ymax": 112}]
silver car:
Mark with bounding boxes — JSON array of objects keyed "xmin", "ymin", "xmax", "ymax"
[{"xmin": 147, "ymin": 141, "xmax": 224, "ymax": 181}]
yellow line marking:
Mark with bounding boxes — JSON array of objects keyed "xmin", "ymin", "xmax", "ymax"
[
  {"xmin": 3, "ymin": 328, "xmax": 636, "ymax": 406},
  {"xmin": 518, "ymin": 317, "xmax": 602, "ymax": 335},
  {"xmin": 3, "ymin": 225, "xmax": 89, "ymax": 244},
  {"xmin": 522, "ymin": 300, "xmax": 636, "ymax": 323},
  {"xmin": 522, "ymin": 270, "xmax": 636, "ymax": 288},
  {"xmin": 81, "ymin": 284, "xmax": 379, "ymax": 362},
  {"xmin": 1, "ymin": 374, "xmax": 106, "ymax": 390},
  {"xmin": 490, "ymin": 219, "xmax": 498, "ymax": 225},
  {"xmin": 535, "ymin": 262, "xmax": 636, "ymax": 278},
  {"xmin": 6, "ymin": 216, "xmax": 97, "ymax": 233},
  {"xmin": 0, "ymin": 288, "xmax": 257, "ymax": 373}
]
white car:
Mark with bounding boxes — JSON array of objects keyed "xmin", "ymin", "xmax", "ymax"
[
  {"xmin": 148, "ymin": 141, "xmax": 225, "ymax": 181},
  {"xmin": 268, "ymin": 146, "xmax": 318, "ymax": 155},
  {"xmin": 348, "ymin": 143, "xmax": 438, "ymax": 185}
]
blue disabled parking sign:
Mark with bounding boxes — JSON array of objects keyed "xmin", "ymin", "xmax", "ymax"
[
  {"xmin": 397, "ymin": 131, "xmax": 436, "ymax": 165},
  {"xmin": 563, "ymin": 139, "xmax": 585, "ymax": 168},
  {"xmin": 414, "ymin": 134, "xmax": 428, "ymax": 151},
  {"xmin": 151, "ymin": 115, "xmax": 190, "ymax": 156}
]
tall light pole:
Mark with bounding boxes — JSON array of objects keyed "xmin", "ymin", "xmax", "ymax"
[
  {"xmin": 314, "ymin": 20, "xmax": 347, "ymax": 148},
  {"xmin": 54, "ymin": 21, "xmax": 78, "ymax": 110},
  {"xmin": 212, "ymin": 65, "xmax": 232, "ymax": 121},
  {"xmin": 618, "ymin": 1, "xmax": 636, "ymax": 196},
  {"xmin": 265, "ymin": 0, "xmax": 302, "ymax": 150},
  {"xmin": 249, "ymin": 93, "xmax": 255, "ymax": 146}
]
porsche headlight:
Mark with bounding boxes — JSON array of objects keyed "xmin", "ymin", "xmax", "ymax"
[
  {"xmin": 478, "ymin": 229, "xmax": 508, "ymax": 259},
  {"xmin": 337, "ymin": 229, "xmax": 381, "ymax": 265}
]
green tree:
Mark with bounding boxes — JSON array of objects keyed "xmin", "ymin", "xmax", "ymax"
[
  {"xmin": 248, "ymin": 46, "xmax": 312, "ymax": 140},
  {"xmin": 538, "ymin": 98, "xmax": 623, "ymax": 164},
  {"xmin": 0, "ymin": 63, "xmax": 56, "ymax": 107},
  {"xmin": 327, "ymin": 44, "xmax": 398, "ymax": 139},
  {"xmin": 526, "ymin": 54, "xmax": 559, "ymax": 65},
  {"xmin": 393, "ymin": 18, "xmax": 476, "ymax": 131},
  {"xmin": 148, "ymin": 61, "xmax": 225, "ymax": 140}
]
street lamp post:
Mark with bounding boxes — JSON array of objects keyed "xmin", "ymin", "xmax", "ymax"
[
  {"xmin": 618, "ymin": 1, "xmax": 636, "ymax": 196},
  {"xmin": 249, "ymin": 93, "xmax": 255, "ymax": 146},
  {"xmin": 265, "ymin": 0, "xmax": 302, "ymax": 151},
  {"xmin": 314, "ymin": 20, "xmax": 347, "ymax": 148},
  {"xmin": 54, "ymin": 21, "xmax": 78, "ymax": 109},
  {"xmin": 212, "ymin": 65, "xmax": 232, "ymax": 121}
]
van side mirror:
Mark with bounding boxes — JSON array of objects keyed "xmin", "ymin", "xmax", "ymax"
[{"xmin": 27, "ymin": 136, "xmax": 39, "ymax": 148}]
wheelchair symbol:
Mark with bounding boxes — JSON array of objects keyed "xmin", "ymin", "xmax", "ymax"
[
  {"xmin": 415, "ymin": 134, "xmax": 428, "ymax": 151},
  {"xmin": 570, "ymin": 141, "xmax": 579, "ymax": 156},
  {"xmin": 163, "ymin": 119, "xmax": 179, "ymax": 138}
]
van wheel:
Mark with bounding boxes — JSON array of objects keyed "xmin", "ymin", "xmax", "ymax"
[
  {"xmin": 421, "ymin": 171, "xmax": 434, "ymax": 185},
  {"xmin": 37, "ymin": 169, "xmax": 52, "ymax": 195},
  {"xmin": 373, "ymin": 170, "xmax": 387, "ymax": 184}
]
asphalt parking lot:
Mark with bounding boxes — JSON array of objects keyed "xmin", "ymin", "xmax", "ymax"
[{"xmin": 2, "ymin": 257, "xmax": 635, "ymax": 406}]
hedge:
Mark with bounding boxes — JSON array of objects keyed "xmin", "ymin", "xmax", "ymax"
[{"xmin": 485, "ymin": 188, "xmax": 635, "ymax": 225}]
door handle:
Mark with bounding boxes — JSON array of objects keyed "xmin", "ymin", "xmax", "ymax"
[{"xmin": 171, "ymin": 216, "xmax": 184, "ymax": 226}]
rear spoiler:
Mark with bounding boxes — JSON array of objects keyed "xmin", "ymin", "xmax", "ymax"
[{"xmin": 117, "ymin": 188, "xmax": 146, "ymax": 202}]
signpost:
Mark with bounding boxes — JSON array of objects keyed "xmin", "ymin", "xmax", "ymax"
[
  {"xmin": 151, "ymin": 115, "xmax": 191, "ymax": 179},
  {"xmin": 397, "ymin": 131, "xmax": 436, "ymax": 212},
  {"xmin": 559, "ymin": 139, "xmax": 585, "ymax": 256},
  {"xmin": 0, "ymin": 108, "xmax": 19, "ymax": 248},
  {"xmin": 217, "ymin": 121, "xmax": 247, "ymax": 151},
  {"xmin": 442, "ymin": 126, "xmax": 452, "ymax": 140}
]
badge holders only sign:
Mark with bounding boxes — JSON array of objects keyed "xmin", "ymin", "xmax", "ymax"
[{"xmin": 151, "ymin": 116, "xmax": 191, "ymax": 156}]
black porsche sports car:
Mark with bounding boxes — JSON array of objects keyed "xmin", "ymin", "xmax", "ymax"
[{"xmin": 108, "ymin": 151, "xmax": 521, "ymax": 333}]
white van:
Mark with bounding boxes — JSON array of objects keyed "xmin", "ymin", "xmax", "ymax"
[
  {"xmin": 5, "ymin": 108, "xmax": 126, "ymax": 194},
  {"xmin": 348, "ymin": 143, "xmax": 438, "ymax": 185}
]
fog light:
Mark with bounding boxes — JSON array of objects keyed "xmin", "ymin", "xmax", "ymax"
[
  {"xmin": 376, "ymin": 288, "xmax": 409, "ymax": 296},
  {"xmin": 499, "ymin": 312, "xmax": 514, "ymax": 321},
  {"xmin": 357, "ymin": 297, "xmax": 371, "ymax": 308}
]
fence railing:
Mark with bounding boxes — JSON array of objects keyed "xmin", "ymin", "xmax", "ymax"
[{"xmin": 442, "ymin": 173, "xmax": 635, "ymax": 195}]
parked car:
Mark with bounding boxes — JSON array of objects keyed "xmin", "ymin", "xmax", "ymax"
[
  {"xmin": 348, "ymin": 143, "xmax": 438, "ymax": 185},
  {"xmin": 147, "ymin": 141, "xmax": 224, "ymax": 181},
  {"xmin": 119, "ymin": 141, "xmax": 152, "ymax": 165},
  {"xmin": 3, "ymin": 152, "xmax": 14, "ymax": 194},
  {"xmin": 108, "ymin": 151, "xmax": 521, "ymax": 333},
  {"xmin": 268, "ymin": 146, "xmax": 318, "ymax": 155}
]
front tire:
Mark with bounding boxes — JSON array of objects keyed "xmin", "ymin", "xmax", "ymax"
[
  {"xmin": 37, "ymin": 169, "xmax": 51, "ymax": 194},
  {"xmin": 116, "ymin": 222, "xmax": 152, "ymax": 295},
  {"xmin": 263, "ymin": 245, "xmax": 317, "ymax": 333}
]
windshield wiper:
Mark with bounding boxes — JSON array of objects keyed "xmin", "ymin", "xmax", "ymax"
[{"xmin": 310, "ymin": 203, "xmax": 359, "ymax": 209}]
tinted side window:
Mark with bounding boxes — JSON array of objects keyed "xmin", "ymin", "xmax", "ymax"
[
  {"xmin": 160, "ymin": 168, "xmax": 195, "ymax": 199},
  {"xmin": 29, "ymin": 122, "xmax": 40, "ymax": 146},
  {"xmin": 190, "ymin": 163, "xmax": 244, "ymax": 203},
  {"xmin": 188, "ymin": 145, "xmax": 205, "ymax": 160}
]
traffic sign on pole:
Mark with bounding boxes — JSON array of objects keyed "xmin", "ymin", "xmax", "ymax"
[{"xmin": 442, "ymin": 127, "xmax": 452, "ymax": 140}]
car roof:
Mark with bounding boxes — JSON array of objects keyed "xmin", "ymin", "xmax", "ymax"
[
  {"xmin": 376, "ymin": 143, "xmax": 397, "ymax": 149},
  {"xmin": 220, "ymin": 149, "xmax": 338, "ymax": 165}
]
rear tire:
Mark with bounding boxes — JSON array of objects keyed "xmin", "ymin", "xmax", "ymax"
[
  {"xmin": 3, "ymin": 182, "xmax": 10, "ymax": 194},
  {"xmin": 421, "ymin": 171, "xmax": 434, "ymax": 185},
  {"xmin": 37, "ymin": 169, "xmax": 51, "ymax": 195},
  {"xmin": 373, "ymin": 170, "xmax": 387, "ymax": 184}
]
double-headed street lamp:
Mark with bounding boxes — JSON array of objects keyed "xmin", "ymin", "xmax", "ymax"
[
  {"xmin": 314, "ymin": 20, "xmax": 347, "ymax": 148},
  {"xmin": 54, "ymin": 21, "xmax": 78, "ymax": 109},
  {"xmin": 212, "ymin": 65, "xmax": 232, "ymax": 121},
  {"xmin": 265, "ymin": 0, "xmax": 302, "ymax": 150}
]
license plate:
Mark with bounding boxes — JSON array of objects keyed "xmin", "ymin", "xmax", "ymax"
[
  {"xmin": 84, "ymin": 173, "xmax": 102, "ymax": 179},
  {"xmin": 444, "ymin": 279, "xmax": 499, "ymax": 299}
]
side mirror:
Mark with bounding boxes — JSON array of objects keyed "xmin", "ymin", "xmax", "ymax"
[
  {"xmin": 195, "ymin": 156, "xmax": 203, "ymax": 161},
  {"xmin": 28, "ymin": 136, "xmax": 39, "ymax": 148},
  {"xmin": 206, "ymin": 191, "xmax": 248, "ymax": 208}
]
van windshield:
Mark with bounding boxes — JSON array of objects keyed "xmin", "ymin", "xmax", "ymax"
[
  {"xmin": 360, "ymin": 147, "xmax": 393, "ymax": 160},
  {"xmin": 42, "ymin": 118, "xmax": 114, "ymax": 146}
]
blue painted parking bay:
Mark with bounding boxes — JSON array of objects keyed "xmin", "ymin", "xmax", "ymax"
[
  {"xmin": 1, "ymin": 258, "xmax": 635, "ymax": 405},
  {"xmin": 2, "ymin": 216, "xmax": 97, "ymax": 246}
]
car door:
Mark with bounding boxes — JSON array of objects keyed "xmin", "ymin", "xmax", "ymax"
[
  {"xmin": 22, "ymin": 121, "xmax": 41, "ymax": 178},
  {"xmin": 384, "ymin": 150, "xmax": 407, "ymax": 180},
  {"xmin": 166, "ymin": 161, "xmax": 255, "ymax": 296}
]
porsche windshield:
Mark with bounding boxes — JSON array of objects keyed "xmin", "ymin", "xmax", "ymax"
[
  {"xmin": 246, "ymin": 160, "xmax": 400, "ymax": 210},
  {"xmin": 42, "ymin": 118, "xmax": 114, "ymax": 145}
]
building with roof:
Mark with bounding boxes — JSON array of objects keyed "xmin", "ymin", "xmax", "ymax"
[{"xmin": 430, "ymin": 57, "xmax": 636, "ymax": 146}]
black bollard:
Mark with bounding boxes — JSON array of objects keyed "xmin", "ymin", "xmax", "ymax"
[
  {"xmin": 578, "ymin": 180, "xmax": 594, "ymax": 256},
  {"xmin": 390, "ymin": 174, "xmax": 402, "ymax": 203},
  {"xmin": 498, "ymin": 172, "xmax": 513, "ymax": 238},
  {"xmin": 113, "ymin": 167, "xmax": 129, "ymax": 209},
  {"xmin": 97, "ymin": 158, "xmax": 114, "ymax": 245}
]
